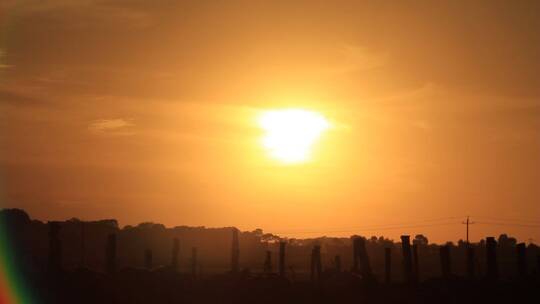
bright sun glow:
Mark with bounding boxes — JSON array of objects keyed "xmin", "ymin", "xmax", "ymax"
[{"xmin": 258, "ymin": 109, "xmax": 330, "ymax": 164}]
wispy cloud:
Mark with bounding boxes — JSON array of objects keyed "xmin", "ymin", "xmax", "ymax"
[{"xmin": 88, "ymin": 118, "xmax": 135, "ymax": 136}]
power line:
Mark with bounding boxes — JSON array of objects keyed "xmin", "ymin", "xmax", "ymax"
[
  {"xmin": 475, "ymin": 221, "xmax": 540, "ymax": 228},
  {"xmin": 271, "ymin": 216, "xmax": 464, "ymax": 234},
  {"xmin": 269, "ymin": 216, "xmax": 540, "ymax": 236},
  {"xmin": 273, "ymin": 221, "xmax": 460, "ymax": 235},
  {"xmin": 470, "ymin": 215, "xmax": 540, "ymax": 224}
]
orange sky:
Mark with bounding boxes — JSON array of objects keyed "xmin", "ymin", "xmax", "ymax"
[{"xmin": 1, "ymin": 0, "xmax": 539, "ymax": 243}]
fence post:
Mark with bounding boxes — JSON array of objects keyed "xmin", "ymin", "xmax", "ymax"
[
  {"xmin": 144, "ymin": 249, "xmax": 153, "ymax": 270},
  {"xmin": 401, "ymin": 235, "xmax": 413, "ymax": 283},
  {"xmin": 171, "ymin": 238, "xmax": 180, "ymax": 271},
  {"xmin": 440, "ymin": 245, "xmax": 451, "ymax": 278},
  {"xmin": 80, "ymin": 221, "xmax": 85, "ymax": 268},
  {"xmin": 334, "ymin": 255, "xmax": 342, "ymax": 273},
  {"xmin": 310, "ymin": 245, "xmax": 322, "ymax": 282},
  {"xmin": 279, "ymin": 241, "xmax": 286, "ymax": 277},
  {"xmin": 105, "ymin": 233, "xmax": 117, "ymax": 274},
  {"xmin": 412, "ymin": 243, "xmax": 419, "ymax": 282},
  {"xmin": 357, "ymin": 237, "xmax": 373, "ymax": 280},
  {"xmin": 385, "ymin": 247, "xmax": 392, "ymax": 284},
  {"xmin": 231, "ymin": 228, "xmax": 239, "ymax": 273},
  {"xmin": 264, "ymin": 250, "xmax": 272, "ymax": 274},
  {"xmin": 537, "ymin": 254, "xmax": 540, "ymax": 275},
  {"xmin": 315, "ymin": 245, "xmax": 322, "ymax": 281},
  {"xmin": 466, "ymin": 246, "xmax": 475, "ymax": 278},
  {"xmin": 516, "ymin": 243, "xmax": 527, "ymax": 278},
  {"xmin": 486, "ymin": 237, "xmax": 498, "ymax": 280},
  {"xmin": 191, "ymin": 247, "xmax": 198, "ymax": 278},
  {"xmin": 47, "ymin": 221, "xmax": 62, "ymax": 275},
  {"xmin": 353, "ymin": 237, "xmax": 359, "ymax": 273}
]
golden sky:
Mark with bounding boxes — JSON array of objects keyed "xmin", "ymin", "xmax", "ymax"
[{"xmin": 1, "ymin": 0, "xmax": 539, "ymax": 243}]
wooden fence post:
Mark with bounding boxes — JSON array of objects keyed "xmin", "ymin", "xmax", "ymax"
[
  {"xmin": 356, "ymin": 237, "xmax": 373, "ymax": 280},
  {"xmin": 279, "ymin": 241, "xmax": 286, "ymax": 277},
  {"xmin": 486, "ymin": 237, "xmax": 498, "ymax": 280},
  {"xmin": 171, "ymin": 238, "xmax": 180, "ymax": 270},
  {"xmin": 466, "ymin": 246, "xmax": 475, "ymax": 278},
  {"xmin": 412, "ymin": 243, "xmax": 419, "ymax": 281},
  {"xmin": 440, "ymin": 245, "xmax": 451, "ymax": 278},
  {"xmin": 80, "ymin": 221, "xmax": 85, "ymax": 268},
  {"xmin": 105, "ymin": 233, "xmax": 117, "ymax": 274},
  {"xmin": 315, "ymin": 245, "xmax": 322, "ymax": 281},
  {"xmin": 353, "ymin": 237, "xmax": 360, "ymax": 273},
  {"xmin": 191, "ymin": 247, "xmax": 198, "ymax": 278},
  {"xmin": 516, "ymin": 243, "xmax": 527, "ymax": 278},
  {"xmin": 47, "ymin": 221, "xmax": 62, "ymax": 275},
  {"xmin": 264, "ymin": 250, "xmax": 272, "ymax": 274},
  {"xmin": 310, "ymin": 245, "xmax": 322, "ymax": 282},
  {"xmin": 401, "ymin": 235, "xmax": 413, "ymax": 283},
  {"xmin": 144, "ymin": 249, "xmax": 153, "ymax": 270},
  {"xmin": 385, "ymin": 247, "xmax": 392, "ymax": 284},
  {"xmin": 334, "ymin": 255, "xmax": 342, "ymax": 273},
  {"xmin": 231, "ymin": 228, "xmax": 239, "ymax": 273},
  {"xmin": 537, "ymin": 254, "xmax": 540, "ymax": 275}
]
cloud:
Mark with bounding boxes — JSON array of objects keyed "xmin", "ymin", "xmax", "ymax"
[{"xmin": 88, "ymin": 118, "xmax": 135, "ymax": 136}]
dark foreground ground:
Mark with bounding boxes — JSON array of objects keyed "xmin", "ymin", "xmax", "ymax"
[{"xmin": 27, "ymin": 269, "xmax": 539, "ymax": 304}]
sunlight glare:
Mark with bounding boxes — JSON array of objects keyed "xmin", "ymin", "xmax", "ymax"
[{"xmin": 258, "ymin": 109, "xmax": 330, "ymax": 164}]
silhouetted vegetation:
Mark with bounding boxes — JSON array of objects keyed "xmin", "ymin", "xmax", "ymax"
[{"xmin": 1, "ymin": 208, "xmax": 539, "ymax": 304}]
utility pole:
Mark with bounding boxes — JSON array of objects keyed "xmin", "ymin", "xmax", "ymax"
[{"xmin": 462, "ymin": 216, "xmax": 475, "ymax": 245}]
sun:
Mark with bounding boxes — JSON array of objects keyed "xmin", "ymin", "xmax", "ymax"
[{"xmin": 258, "ymin": 109, "xmax": 330, "ymax": 164}]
